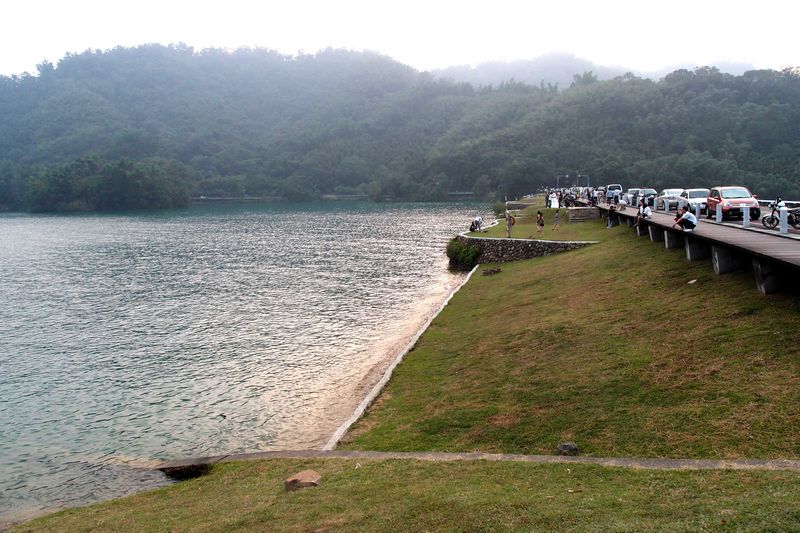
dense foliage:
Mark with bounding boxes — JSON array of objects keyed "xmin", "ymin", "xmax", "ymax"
[
  {"xmin": 446, "ymin": 238, "xmax": 482, "ymax": 271},
  {"xmin": 1, "ymin": 45, "xmax": 799, "ymax": 211}
]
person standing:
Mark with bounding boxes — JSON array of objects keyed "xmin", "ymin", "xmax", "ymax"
[
  {"xmin": 536, "ymin": 210, "xmax": 545, "ymax": 236},
  {"xmin": 552, "ymin": 209, "xmax": 560, "ymax": 232},
  {"xmin": 506, "ymin": 211, "xmax": 515, "ymax": 238}
]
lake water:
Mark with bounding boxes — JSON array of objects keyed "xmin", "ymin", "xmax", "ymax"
[{"xmin": 0, "ymin": 202, "xmax": 484, "ymax": 526}]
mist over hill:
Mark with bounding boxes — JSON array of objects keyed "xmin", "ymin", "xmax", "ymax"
[
  {"xmin": 433, "ymin": 53, "xmax": 626, "ymax": 88},
  {"xmin": 432, "ymin": 53, "xmax": 757, "ymax": 87},
  {"xmin": 0, "ymin": 44, "xmax": 798, "ymax": 212}
]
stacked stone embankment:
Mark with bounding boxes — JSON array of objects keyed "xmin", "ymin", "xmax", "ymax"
[
  {"xmin": 456, "ymin": 235, "xmax": 595, "ymax": 263},
  {"xmin": 567, "ymin": 207, "xmax": 601, "ymax": 222}
]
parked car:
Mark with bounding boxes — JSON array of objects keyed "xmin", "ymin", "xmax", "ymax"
[
  {"xmin": 605, "ymin": 183, "xmax": 622, "ymax": 199},
  {"xmin": 706, "ymin": 186, "xmax": 760, "ymax": 220},
  {"xmin": 623, "ymin": 188, "xmax": 641, "ymax": 205},
  {"xmin": 656, "ymin": 188, "xmax": 685, "ymax": 210},
  {"xmin": 676, "ymin": 188, "xmax": 710, "ymax": 214},
  {"xmin": 639, "ymin": 188, "xmax": 658, "ymax": 206}
]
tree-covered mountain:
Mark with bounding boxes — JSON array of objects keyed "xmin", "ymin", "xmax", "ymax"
[{"xmin": 0, "ymin": 44, "xmax": 798, "ymax": 211}]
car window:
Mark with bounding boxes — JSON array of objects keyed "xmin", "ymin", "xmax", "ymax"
[
  {"xmin": 681, "ymin": 192, "xmax": 688, "ymax": 198},
  {"xmin": 689, "ymin": 190, "xmax": 708, "ymax": 198},
  {"xmin": 711, "ymin": 191, "xmax": 719, "ymax": 199},
  {"xmin": 720, "ymin": 188, "xmax": 751, "ymax": 199},
  {"xmin": 642, "ymin": 189, "xmax": 657, "ymax": 195}
]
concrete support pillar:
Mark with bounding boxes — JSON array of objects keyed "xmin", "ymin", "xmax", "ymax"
[
  {"xmin": 716, "ymin": 207, "xmax": 723, "ymax": 223},
  {"xmin": 684, "ymin": 236, "xmax": 711, "ymax": 261},
  {"xmin": 743, "ymin": 207, "xmax": 750, "ymax": 228},
  {"xmin": 635, "ymin": 224, "xmax": 649, "ymax": 237},
  {"xmin": 695, "ymin": 204, "xmax": 702, "ymax": 219},
  {"xmin": 664, "ymin": 231, "xmax": 683, "ymax": 249},
  {"xmin": 780, "ymin": 208, "xmax": 789, "ymax": 235},
  {"xmin": 712, "ymin": 245, "xmax": 747, "ymax": 275},
  {"xmin": 752, "ymin": 258, "xmax": 781, "ymax": 294},
  {"xmin": 648, "ymin": 225, "xmax": 665, "ymax": 242}
]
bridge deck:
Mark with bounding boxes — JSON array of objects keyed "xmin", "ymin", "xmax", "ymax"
[{"xmin": 598, "ymin": 205, "xmax": 800, "ymax": 268}]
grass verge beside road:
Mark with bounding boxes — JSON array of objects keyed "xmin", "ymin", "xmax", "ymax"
[
  {"xmin": 13, "ymin": 459, "xmax": 800, "ymax": 532},
  {"xmin": 344, "ymin": 217, "xmax": 800, "ymax": 458}
]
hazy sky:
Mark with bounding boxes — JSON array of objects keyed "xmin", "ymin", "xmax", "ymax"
[{"xmin": 3, "ymin": 0, "xmax": 798, "ymax": 76}]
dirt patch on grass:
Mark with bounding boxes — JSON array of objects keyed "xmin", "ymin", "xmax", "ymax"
[{"xmin": 486, "ymin": 413, "xmax": 522, "ymax": 429}]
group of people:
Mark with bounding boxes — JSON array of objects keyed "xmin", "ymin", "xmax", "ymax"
[
  {"xmin": 543, "ymin": 189, "xmax": 581, "ymax": 209},
  {"xmin": 503, "ymin": 208, "xmax": 560, "ymax": 238},
  {"xmin": 607, "ymin": 198, "xmax": 697, "ymax": 232}
]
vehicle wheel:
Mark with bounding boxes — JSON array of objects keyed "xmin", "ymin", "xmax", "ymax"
[
  {"xmin": 762, "ymin": 215, "xmax": 778, "ymax": 229},
  {"xmin": 790, "ymin": 216, "xmax": 800, "ymax": 230}
]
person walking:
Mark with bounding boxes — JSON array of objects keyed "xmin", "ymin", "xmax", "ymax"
[
  {"xmin": 552, "ymin": 209, "xmax": 560, "ymax": 232},
  {"xmin": 536, "ymin": 210, "xmax": 545, "ymax": 236}
]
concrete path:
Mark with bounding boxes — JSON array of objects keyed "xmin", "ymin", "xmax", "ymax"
[{"xmin": 157, "ymin": 449, "xmax": 800, "ymax": 478}]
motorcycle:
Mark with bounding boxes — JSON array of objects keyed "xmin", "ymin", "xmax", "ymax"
[{"xmin": 761, "ymin": 198, "xmax": 800, "ymax": 229}]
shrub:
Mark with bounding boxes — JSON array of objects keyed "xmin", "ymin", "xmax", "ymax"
[
  {"xmin": 446, "ymin": 238, "xmax": 481, "ymax": 271},
  {"xmin": 493, "ymin": 201, "xmax": 506, "ymax": 217}
]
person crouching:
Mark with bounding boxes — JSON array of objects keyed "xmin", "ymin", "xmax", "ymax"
[
  {"xmin": 633, "ymin": 200, "xmax": 651, "ymax": 227},
  {"xmin": 673, "ymin": 205, "xmax": 697, "ymax": 232}
]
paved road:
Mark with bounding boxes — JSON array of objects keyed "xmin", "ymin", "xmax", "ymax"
[
  {"xmin": 598, "ymin": 204, "xmax": 800, "ymax": 268},
  {"xmin": 653, "ymin": 205, "xmax": 800, "ymax": 238}
]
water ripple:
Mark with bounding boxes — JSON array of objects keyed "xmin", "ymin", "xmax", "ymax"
[{"xmin": 0, "ymin": 201, "xmax": 485, "ymax": 524}]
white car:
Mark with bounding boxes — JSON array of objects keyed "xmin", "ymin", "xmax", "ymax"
[
  {"xmin": 656, "ymin": 188, "xmax": 685, "ymax": 211},
  {"xmin": 677, "ymin": 188, "xmax": 711, "ymax": 214}
]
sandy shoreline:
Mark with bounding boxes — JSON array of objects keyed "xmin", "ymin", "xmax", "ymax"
[{"xmin": 275, "ymin": 262, "xmax": 470, "ymax": 451}]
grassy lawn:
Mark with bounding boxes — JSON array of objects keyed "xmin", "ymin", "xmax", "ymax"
[
  {"xmin": 14, "ymin": 458, "xmax": 800, "ymax": 532},
  {"xmin": 343, "ymin": 218, "xmax": 800, "ymax": 459}
]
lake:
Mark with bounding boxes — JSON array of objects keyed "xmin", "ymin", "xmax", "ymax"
[{"xmin": 0, "ymin": 201, "xmax": 485, "ymax": 525}]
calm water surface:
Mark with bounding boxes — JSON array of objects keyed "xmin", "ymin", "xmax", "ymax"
[{"xmin": 0, "ymin": 202, "xmax": 485, "ymax": 525}]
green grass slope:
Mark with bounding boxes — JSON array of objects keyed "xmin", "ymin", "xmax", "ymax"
[
  {"xmin": 343, "ymin": 217, "xmax": 800, "ymax": 458},
  {"xmin": 14, "ymin": 459, "xmax": 800, "ymax": 532}
]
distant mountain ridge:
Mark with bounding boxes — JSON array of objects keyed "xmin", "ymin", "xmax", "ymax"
[
  {"xmin": 432, "ymin": 53, "xmax": 756, "ymax": 87},
  {"xmin": 1, "ymin": 45, "xmax": 797, "ymax": 212}
]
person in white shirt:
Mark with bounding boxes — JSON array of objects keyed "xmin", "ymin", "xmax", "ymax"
[
  {"xmin": 673, "ymin": 206, "xmax": 698, "ymax": 232},
  {"xmin": 549, "ymin": 191, "xmax": 559, "ymax": 209},
  {"xmin": 633, "ymin": 200, "xmax": 651, "ymax": 226}
]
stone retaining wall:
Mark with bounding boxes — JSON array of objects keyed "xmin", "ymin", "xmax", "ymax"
[
  {"xmin": 456, "ymin": 234, "xmax": 596, "ymax": 263},
  {"xmin": 567, "ymin": 207, "xmax": 600, "ymax": 222}
]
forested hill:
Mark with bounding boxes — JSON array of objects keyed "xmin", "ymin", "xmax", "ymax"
[{"xmin": 1, "ymin": 44, "xmax": 799, "ymax": 211}]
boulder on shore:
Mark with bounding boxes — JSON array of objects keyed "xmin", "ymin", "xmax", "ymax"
[
  {"xmin": 557, "ymin": 442, "xmax": 579, "ymax": 456},
  {"xmin": 284, "ymin": 470, "xmax": 321, "ymax": 491}
]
